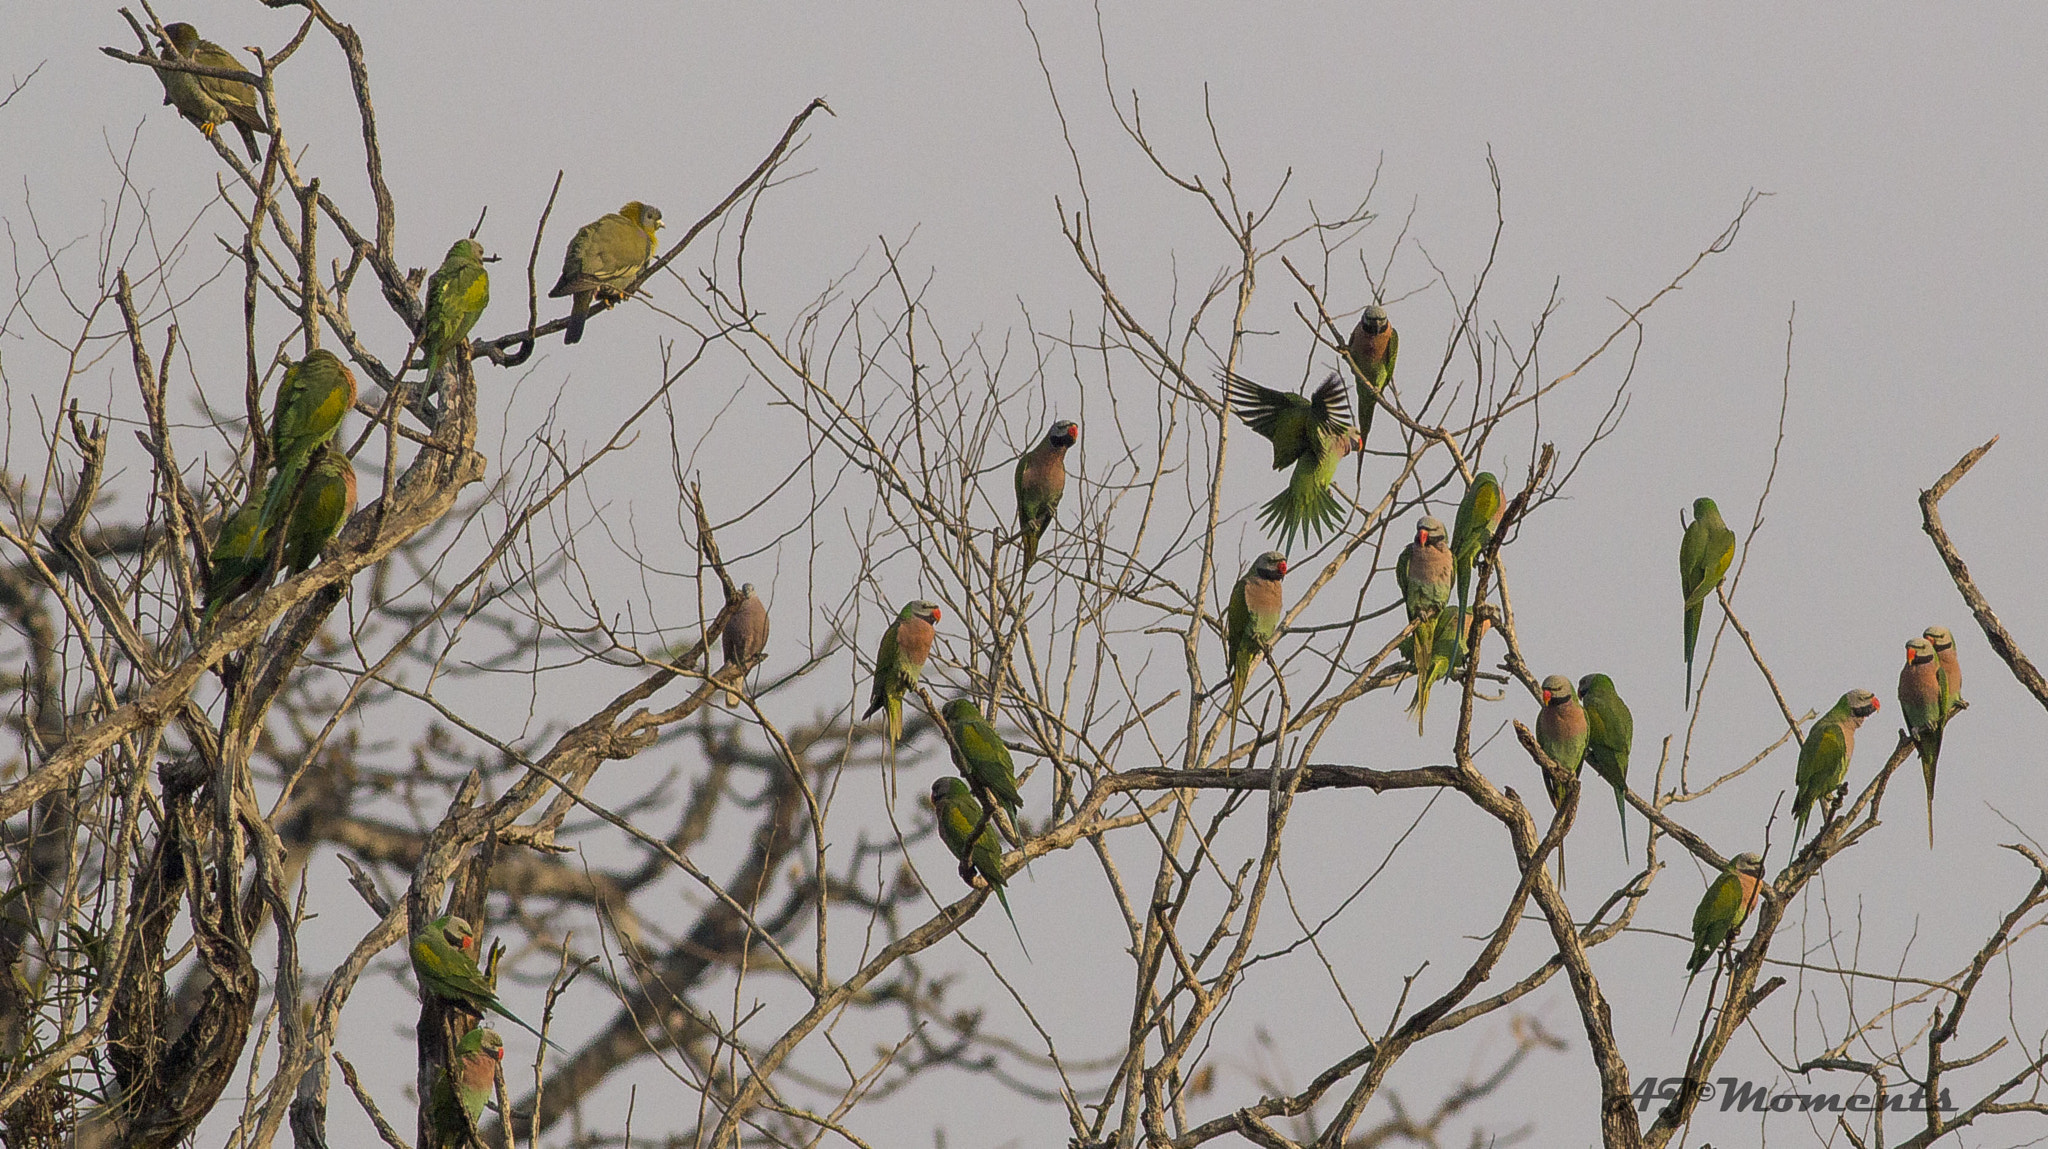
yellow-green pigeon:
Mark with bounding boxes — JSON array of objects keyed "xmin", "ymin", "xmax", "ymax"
[
  {"xmin": 156, "ymin": 23, "xmax": 268, "ymax": 162},
  {"xmin": 548, "ymin": 202, "xmax": 663, "ymax": 344}
]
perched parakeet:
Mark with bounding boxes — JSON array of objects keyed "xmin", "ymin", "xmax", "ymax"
[
  {"xmin": 548, "ymin": 202, "xmax": 663, "ymax": 344},
  {"xmin": 420, "ymin": 238, "xmax": 490, "ymax": 382},
  {"xmin": 201, "ymin": 496, "xmax": 270, "ymax": 629},
  {"xmin": 863, "ymin": 600, "xmax": 941, "ymax": 750},
  {"xmin": 720, "ymin": 583, "xmax": 769, "ymax": 706},
  {"xmin": 1402, "ymin": 606, "xmax": 1488, "ymax": 734},
  {"xmin": 1014, "ymin": 420, "xmax": 1079, "ymax": 576},
  {"xmin": 280, "ymin": 446, "xmax": 355, "ymax": 574},
  {"xmin": 1224, "ymin": 372, "xmax": 1362, "ymax": 552},
  {"xmin": 1898, "ymin": 637, "xmax": 1943, "ymax": 847},
  {"xmin": 1924, "ymin": 626, "xmax": 1963, "ymax": 716},
  {"xmin": 1395, "ymin": 518, "xmax": 1454, "ymax": 724},
  {"xmin": 1344, "ymin": 304, "xmax": 1397, "ymax": 458},
  {"xmin": 263, "ymin": 350, "xmax": 357, "ymax": 528},
  {"xmin": 1535, "ymin": 675, "xmax": 1589, "ymax": 809},
  {"xmin": 1224, "ymin": 551, "xmax": 1288, "ymax": 713},
  {"xmin": 156, "ymin": 23, "xmax": 268, "ymax": 162},
  {"xmin": 1577, "ymin": 673, "xmax": 1635, "ymax": 861},
  {"xmin": 1450, "ymin": 471, "xmax": 1503, "ymax": 613},
  {"xmin": 941, "ymin": 698, "xmax": 1022, "ymax": 824},
  {"xmin": 1792, "ymin": 689, "xmax": 1880, "ymax": 841},
  {"xmin": 427, "ymin": 1026, "xmax": 502, "ymax": 1147},
  {"xmin": 1685, "ymin": 852, "xmax": 1765, "ymax": 985},
  {"xmin": 409, "ymin": 915, "xmax": 563, "ymax": 1051},
  {"xmin": 930, "ymin": 776, "xmax": 1028, "ymax": 955},
  {"xmin": 1678, "ymin": 497, "xmax": 1736, "ymax": 706}
]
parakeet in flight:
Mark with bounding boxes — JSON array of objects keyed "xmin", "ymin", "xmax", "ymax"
[{"xmin": 1224, "ymin": 371, "xmax": 1361, "ymax": 552}]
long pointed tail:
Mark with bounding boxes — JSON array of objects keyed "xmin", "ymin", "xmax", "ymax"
[
  {"xmin": 995, "ymin": 886, "xmax": 1032, "ymax": 962},
  {"xmin": 1683, "ymin": 602, "xmax": 1702, "ymax": 707},
  {"xmin": 1614, "ymin": 784, "xmax": 1630, "ymax": 863},
  {"xmin": 488, "ymin": 1000, "xmax": 566, "ymax": 1053},
  {"xmin": 1920, "ymin": 739, "xmax": 1939, "ymax": 848}
]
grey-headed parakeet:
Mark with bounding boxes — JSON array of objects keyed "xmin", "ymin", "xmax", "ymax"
[
  {"xmin": 1014, "ymin": 420, "xmax": 1078, "ymax": 576},
  {"xmin": 263, "ymin": 349, "xmax": 356, "ymax": 528},
  {"xmin": 409, "ymin": 915, "xmax": 563, "ymax": 1050},
  {"xmin": 1792, "ymin": 689, "xmax": 1879, "ymax": 841},
  {"xmin": 1686, "ymin": 852, "xmax": 1764, "ymax": 987},
  {"xmin": 930, "ymin": 776, "xmax": 1028, "ymax": 955},
  {"xmin": 427, "ymin": 1026, "xmax": 502, "ymax": 1147},
  {"xmin": 1679, "ymin": 497, "xmax": 1736, "ymax": 706},
  {"xmin": 941, "ymin": 698, "xmax": 1022, "ymax": 824},
  {"xmin": 1450, "ymin": 471, "xmax": 1503, "ymax": 613},
  {"xmin": 1344, "ymin": 304, "xmax": 1396, "ymax": 457},
  {"xmin": 1577, "ymin": 673, "xmax": 1635, "ymax": 861},
  {"xmin": 1224, "ymin": 372, "xmax": 1361, "ymax": 552},
  {"xmin": 1224, "ymin": 551, "xmax": 1288, "ymax": 714},
  {"xmin": 720, "ymin": 583, "xmax": 769, "ymax": 706},
  {"xmin": 863, "ymin": 600, "xmax": 940, "ymax": 750},
  {"xmin": 156, "ymin": 23, "xmax": 268, "ymax": 161},
  {"xmin": 549, "ymin": 202, "xmax": 663, "ymax": 344}
]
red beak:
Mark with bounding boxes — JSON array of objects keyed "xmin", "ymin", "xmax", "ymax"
[
  {"xmin": 930, "ymin": 607, "xmax": 942, "ymax": 622},
  {"xmin": 1542, "ymin": 689, "xmax": 1554, "ymax": 705}
]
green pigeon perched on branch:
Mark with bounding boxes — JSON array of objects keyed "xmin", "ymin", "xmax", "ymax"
[
  {"xmin": 409, "ymin": 915, "xmax": 564, "ymax": 1051},
  {"xmin": 201, "ymin": 496, "xmax": 270, "ymax": 630},
  {"xmin": 280, "ymin": 446, "xmax": 355, "ymax": 574},
  {"xmin": 263, "ymin": 349, "xmax": 356, "ymax": 529},
  {"xmin": 549, "ymin": 202, "xmax": 663, "ymax": 344},
  {"xmin": 421, "ymin": 238, "xmax": 490, "ymax": 383},
  {"xmin": 1577, "ymin": 673, "xmax": 1635, "ymax": 861},
  {"xmin": 1395, "ymin": 518, "xmax": 1453, "ymax": 728},
  {"xmin": 1224, "ymin": 371, "xmax": 1362, "ymax": 552},
  {"xmin": 1014, "ymin": 420, "xmax": 1078, "ymax": 576},
  {"xmin": 1450, "ymin": 471, "xmax": 1503, "ymax": 613},
  {"xmin": 156, "ymin": 23, "xmax": 268, "ymax": 162},
  {"xmin": 720, "ymin": 583, "xmax": 770, "ymax": 706},
  {"xmin": 1686, "ymin": 852, "xmax": 1764, "ymax": 989},
  {"xmin": 1344, "ymin": 304, "xmax": 1397, "ymax": 459},
  {"xmin": 1897, "ymin": 637, "xmax": 1944, "ymax": 847},
  {"xmin": 1678, "ymin": 497, "xmax": 1736, "ymax": 707},
  {"xmin": 427, "ymin": 1026, "xmax": 502, "ymax": 1148},
  {"xmin": 1792, "ymin": 689, "xmax": 1880, "ymax": 841},
  {"xmin": 1403, "ymin": 606, "xmax": 1488, "ymax": 734},
  {"xmin": 930, "ymin": 777, "xmax": 1029, "ymax": 956},
  {"xmin": 863, "ymin": 600, "xmax": 940, "ymax": 751},
  {"xmin": 941, "ymin": 698, "xmax": 1023, "ymax": 825},
  {"xmin": 1223, "ymin": 551, "xmax": 1288, "ymax": 714}
]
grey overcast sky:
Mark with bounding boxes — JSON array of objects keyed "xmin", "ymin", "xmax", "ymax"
[{"xmin": 7, "ymin": 3, "xmax": 2048, "ymax": 1145}]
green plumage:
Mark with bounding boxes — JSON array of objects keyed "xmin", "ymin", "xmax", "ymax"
[
  {"xmin": 863, "ymin": 600, "xmax": 939, "ymax": 751},
  {"xmin": 1678, "ymin": 497, "xmax": 1736, "ymax": 706},
  {"xmin": 1792, "ymin": 690, "xmax": 1879, "ymax": 841},
  {"xmin": 1402, "ymin": 606, "xmax": 1483, "ymax": 734},
  {"xmin": 280, "ymin": 446, "xmax": 355, "ymax": 573},
  {"xmin": 201, "ymin": 496, "xmax": 270, "ymax": 630},
  {"xmin": 931, "ymin": 776, "xmax": 1029, "ymax": 956},
  {"xmin": 1344, "ymin": 304, "xmax": 1397, "ymax": 456},
  {"xmin": 156, "ymin": 23, "xmax": 268, "ymax": 161},
  {"xmin": 1396, "ymin": 519, "xmax": 1453, "ymax": 729},
  {"xmin": 549, "ymin": 202, "xmax": 663, "ymax": 344},
  {"xmin": 1450, "ymin": 472, "xmax": 1503, "ymax": 612},
  {"xmin": 1224, "ymin": 552, "xmax": 1288, "ymax": 713},
  {"xmin": 263, "ymin": 350, "xmax": 357, "ymax": 529},
  {"xmin": 1577, "ymin": 673, "xmax": 1634, "ymax": 861},
  {"xmin": 1686, "ymin": 853, "xmax": 1763, "ymax": 984},
  {"xmin": 427, "ymin": 1027, "xmax": 502, "ymax": 1147},
  {"xmin": 422, "ymin": 238, "xmax": 490, "ymax": 380},
  {"xmin": 941, "ymin": 698, "xmax": 1022, "ymax": 823},
  {"xmin": 1224, "ymin": 372, "xmax": 1361, "ymax": 552},
  {"xmin": 410, "ymin": 915, "xmax": 564, "ymax": 1051}
]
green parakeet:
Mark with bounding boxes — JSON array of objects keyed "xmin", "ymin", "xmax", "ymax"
[
  {"xmin": 1450, "ymin": 471, "xmax": 1503, "ymax": 613},
  {"xmin": 427, "ymin": 1026, "xmax": 502, "ymax": 1148},
  {"xmin": 1678, "ymin": 497, "xmax": 1736, "ymax": 706},
  {"xmin": 1344, "ymin": 303, "xmax": 1397, "ymax": 459},
  {"xmin": 862, "ymin": 600, "xmax": 941, "ymax": 750},
  {"xmin": 1577, "ymin": 673, "xmax": 1635, "ymax": 861},
  {"xmin": 409, "ymin": 915, "xmax": 564, "ymax": 1051},
  {"xmin": 263, "ymin": 349, "xmax": 357, "ymax": 529},
  {"xmin": 1224, "ymin": 551, "xmax": 1288, "ymax": 713},
  {"xmin": 1014, "ymin": 420, "xmax": 1078, "ymax": 576},
  {"xmin": 156, "ymin": 23, "xmax": 268, "ymax": 162},
  {"xmin": 1402, "ymin": 606, "xmax": 1487, "ymax": 734},
  {"xmin": 280, "ymin": 446, "xmax": 355, "ymax": 574},
  {"xmin": 1224, "ymin": 372, "xmax": 1362, "ymax": 552},
  {"xmin": 1395, "ymin": 518, "xmax": 1453, "ymax": 726},
  {"xmin": 201, "ymin": 496, "xmax": 270, "ymax": 630},
  {"xmin": 421, "ymin": 238, "xmax": 490, "ymax": 382},
  {"xmin": 941, "ymin": 698, "xmax": 1022, "ymax": 824},
  {"xmin": 720, "ymin": 583, "xmax": 770, "ymax": 706},
  {"xmin": 1534, "ymin": 674, "xmax": 1588, "ymax": 889},
  {"xmin": 930, "ymin": 776, "xmax": 1029, "ymax": 955},
  {"xmin": 1898, "ymin": 637, "xmax": 1943, "ymax": 847},
  {"xmin": 1792, "ymin": 689, "xmax": 1880, "ymax": 841},
  {"xmin": 1686, "ymin": 852, "xmax": 1764, "ymax": 986},
  {"xmin": 548, "ymin": 201, "xmax": 663, "ymax": 344}
]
